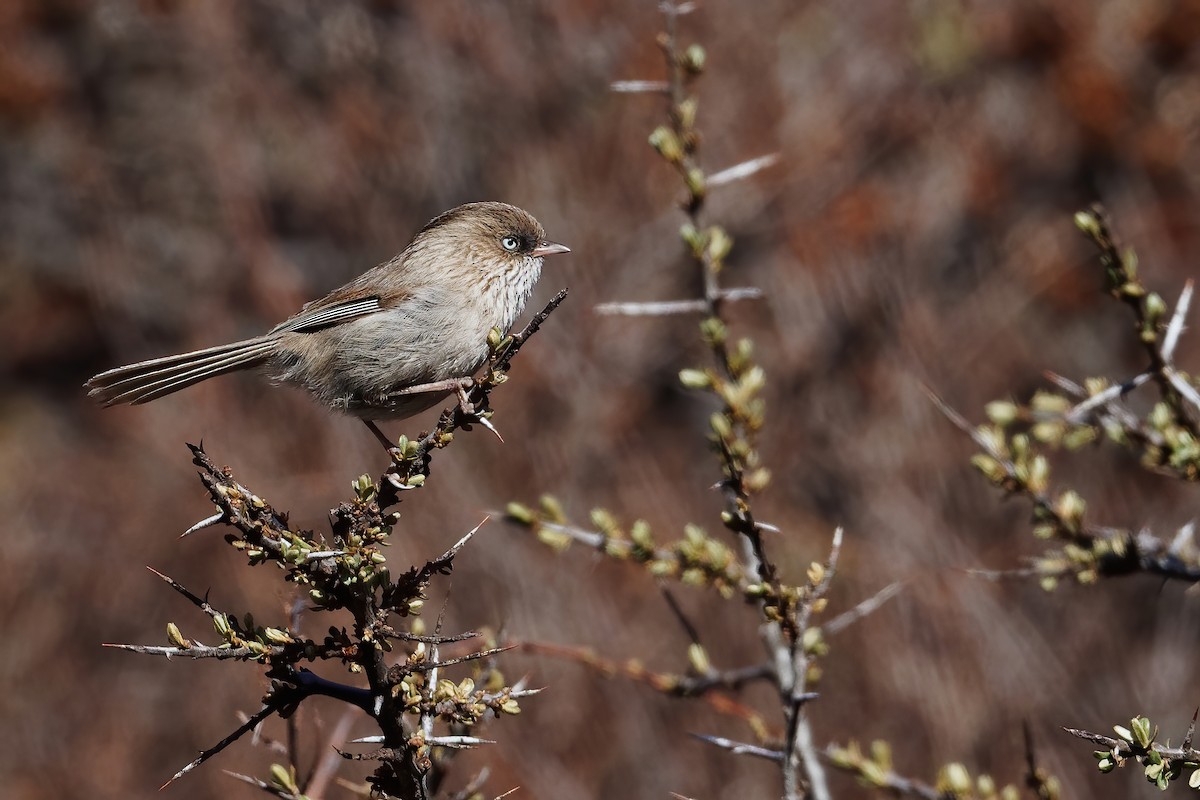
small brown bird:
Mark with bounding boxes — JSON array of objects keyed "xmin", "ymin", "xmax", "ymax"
[{"xmin": 85, "ymin": 202, "xmax": 569, "ymax": 445}]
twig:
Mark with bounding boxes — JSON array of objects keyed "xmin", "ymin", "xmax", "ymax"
[
  {"xmin": 823, "ymin": 580, "xmax": 904, "ymax": 635},
  {"xmin": 692, "ymin": 733, "xmax": 784, "ymax": 763},
  {"xmin": 162, "ymin": 703, "xmax": 279, "ymax": 789},
  {"xmin": 594, "ymin": 287, "xmax": 763, "ymax": 316},
  {"xmin": 707, "ymin": 153, "xmax": 780, "ymax": 187},
  {"xmin": 610, "ymin": 80, "xmax": 670, "ymax": 93}
]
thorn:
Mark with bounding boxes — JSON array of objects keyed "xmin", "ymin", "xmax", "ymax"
[
  {"xmin": 306, "ymin": 550, "xmax": 346, "ymax": 561},
  {"xmin": 180, "ymin": 511, "xmax": 224, "ymax": 538},
  {"xmin": 385, "ymin": 473, "xmax": 419, "ymax": 491},
  {"xmin": 476, "ymin": 415, "xmax": 504, "ymax": 442},
  {"xmin": 707, "ymin": 153, "xmax": 780, "ymax": 187},
  {"xmin": 424, "ymin": 734, "xmax": 496, "ymax": 748},
  {"xmin": 442, "ymin": 517, "xmax": 490, "ymax": 561},
  {"xmin": 1162, "ymin": 279, "xmax": 1194, "ymax": 362}
]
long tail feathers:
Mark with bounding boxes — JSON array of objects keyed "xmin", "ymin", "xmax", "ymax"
[{"xmin": 85, "ymin": 338, "xmax": 276, "ymax": 406}]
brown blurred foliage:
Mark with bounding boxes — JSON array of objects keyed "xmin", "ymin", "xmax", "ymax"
[{"xmin": 3, "ymin": 0, "xmax": 1200, "ymax": 797}]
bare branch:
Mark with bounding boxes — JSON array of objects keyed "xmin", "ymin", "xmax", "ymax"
[{"xmin": 594, "ymin": 288, "xmax": 763, "ymax": 317}]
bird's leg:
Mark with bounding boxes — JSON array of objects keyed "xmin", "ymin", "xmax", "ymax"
[
  {"xmin": 385, "ymin": 377, "xmax": 503, "ymax": 441},
  {"xmin": 388, "ymin": 377, "xmax": 477, "ymax": 414}
]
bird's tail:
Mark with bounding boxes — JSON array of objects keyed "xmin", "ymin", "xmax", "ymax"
[{"xmin": 85, "ymin": 337, "xmax": 277, "ymax": 406}]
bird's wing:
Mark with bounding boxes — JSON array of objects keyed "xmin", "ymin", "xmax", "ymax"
[
  {"xmin": 270, "ymin": 296, "xmax": 385, "ymax": 334},
  {"xmin": 270, "ymin": 255, "xmax": 414, "ymax": 335}
]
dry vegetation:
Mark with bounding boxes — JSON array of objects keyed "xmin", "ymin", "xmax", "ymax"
[{"xmin": 4, "ymin": 1, "xmax": 1200, "ymax": 798}]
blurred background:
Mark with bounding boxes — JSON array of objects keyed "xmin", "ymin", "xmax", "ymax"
[{"xmin": 4, "ymin": 0, "xmax": 1200, "ymax": 797}]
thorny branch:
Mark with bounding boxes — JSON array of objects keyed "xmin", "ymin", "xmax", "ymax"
[
  {"xmin": 109, "ymin": 294, "xmax": 568, "ymax": 798},
  {"xmin": 936, "ymin": 207, "xmax": 1200, "ymax": 588}
]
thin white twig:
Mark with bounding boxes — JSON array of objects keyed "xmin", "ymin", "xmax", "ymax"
[
  {"xmin": 595, "ymin": 287, "xmax": 762, "ymax": 317},
  {"xmin": 824, "ymin": 581, "xmax": 904, "ymax": 635},
  {"xmin": 692, "ymin": 733, "xmax": 783, "ymax": 762},
  {"xmin": 708, "ymin": 153, "xmax": 780, "ymax": 187},
  {"xmin": 1047, "ymin": 371, "xmax": 1150, "ymax": 434},
  {"xmin": 1166, "ymin": 366, "xmax": 1200, "ymax": 412},
  {"xmin": 610, "ymin": 80, "xmax": 670, "ymax": 93},
  {"xmin": 1064, "ymin": 372, "xmax": 1151, "ymax": 423},
  {"xmin": 964, "ymin": 566, "xmax": 1042, "ymax": 580},
  {"xmin": 795, "ymin": 720, "xmax": 829, "ymax": 800},
  {"xmin": 788, "ymin": 527, "xmax": 841, "ymax": 800},
  {"xmin": 1044, "ymin": 371, "xmax": 1085, "ymax": 395},
  {"xmin": 1162, "ymin": 279, "xmax": 1194, "ymax": 362}
]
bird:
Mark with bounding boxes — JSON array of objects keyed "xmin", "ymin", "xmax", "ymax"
[{"xmin": 85, "ymin": 202, "xmax": 570, "ymax": 447}]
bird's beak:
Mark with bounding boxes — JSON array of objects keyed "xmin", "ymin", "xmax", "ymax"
[{"xmin": 532, "ymin": 240, "xmax": 571, "ymax": 258}]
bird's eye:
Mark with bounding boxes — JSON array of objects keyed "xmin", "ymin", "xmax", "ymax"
[{"xmin": 501, "ymin": 235, "xmax": 521, "ymax": 252}]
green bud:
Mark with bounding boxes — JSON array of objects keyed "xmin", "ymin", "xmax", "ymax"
[
  {"xmin": 1131, "ymin": 715, "xmax": 1153, "ymax": 749},
  {"xmin": 630, "ymin": 520, "xmax": 654, "ymax": 550},
  {"xmin": 269, "ymin": 763, "xmax": 298, "ymax": 792},
  {"xmin": 1145, "ymin": 292, "xmax": 1166, "ymax": 325},
  {"xmin": 744, "ymin": 468, "xmax": 771, "ymax": 493},
  {"xmin": 682, "ymin": 44, "xmax": 706, "ymax": 73},
  {"xmin": 649, "ymin": 125, "xmax": 684, "ymax": 162},
  {"xmin": 710, "ymin": 412, "xmax": 733, "ymax": 440},
  {"xmin": 590, "ymin": 507, "xmax": 619, "ymax": 535},
  {"xmin": 970, "ymin": 454, "xmax": 1006, "ymax": 484},
  {"xmin": 869, "ymin": 740, "xmax": 892, "ymax": 771},
  {"xmin": 166, "ymin": 622, "xmax": 188, "ymax": 649},
  {"xmin": 941, "ymin": 763, "xmax": 972, "ymax": 793},
  {"xmin": 985, "ymin": 400, "xmax": 1019, "ymax": 427},
  {"xmin": 1027, "ymin": 455, "xmax": 1050, "ymax": 494},
  {"xmin": 537, "ymin": 527, "xmax": 572, "ymax": 552},
  {"xmin": 677, "ymin": 96, "xmax": 699, "ymax": 130},
  {"xmin": 679, "ymin": 368, "xmax": 712, "ymax": 389},
  {"xmin": 699, "ymin": 316, "xmax": 727, "ymax": 345},
  {"xmin": 1123, "ymin": 247, "xmax": 1138, "ymax": 278},
  {"xmin": 707, "ymin": 226, "xmax": 733, "ymax": 264},
  {"xmin": 505, "ymin": 501, "xmax": 534, "ymax": 525},
  {"xmin": 263, "ymin": 627, "xmax": 292, "ymax": 644},
  {"xmin": 1056, "ymin": 490, "xmax": 1086, "ymax": 526},
  {"xmin": 680, "ymin": 222, "xmax": 706, "ymax": 254},
  {"xmin": 1063, "ymin": 426, "xmax": 1098, "ymax": 450},
  {"xmin": 539, "ymin": 494, "xmax": 566, "ymax": 523},
  {"xmin": 687, "ymin": 643, "xmax": 711, "ymax": 674},
  {"xmin": 1074, "ymin": 209, "xmax": 1101, "ymax": 239}
]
